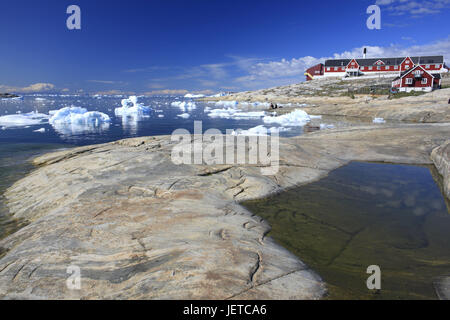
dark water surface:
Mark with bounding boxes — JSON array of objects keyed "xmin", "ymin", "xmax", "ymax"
[{"xmin": 242, "ymin": 162, "xmax": 450, "ymax": 300}]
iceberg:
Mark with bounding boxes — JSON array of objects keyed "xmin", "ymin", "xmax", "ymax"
[
  {"xmin": 373, "ymin": 118, "xmax": 386, "ymax": 124},
  {"xmin": 49, "ymin": 106, "xmax": 111, "ymax": 136},
  {"xmin": 171, "ymin": 101, "xmax": 196, "ymax": 112},
  {"xmin": 177, "ymin": 113, "xmax": 190, "ymax": 119},
  {"xmin": 115, "ymin": 96, "xmax": 151, "ymax": 117},
  {"xmin": 231, "ymin": 125, "xmax": 290, "ymax": 136},
  {"xmin": 239, "ymin": 101, "xmax": 271, "ymax": 108},
  {"xmin": 263, "ymin": 109, "xmax": 311, "ymax": 126},
  {"xmin": 49, "ymin": 106, "xmax": 111, "ymax": 125},
  {"xmin": 206, "ymin": 108, "xmax": 266, "ymax": 119},
  {"xmin": 184, "ymin": 93, "xmax": 205, "ymax": 98},
  {"xmin": 33, "ymin": 128, "xmax": 46, "ymax": 133},
  {"xmin": 215, "ymin": 101, "xmax": 238, "ymax": 108},
  {"xmin": 0, "ymin": 112, "xmax": 49, "ymax": 128}
]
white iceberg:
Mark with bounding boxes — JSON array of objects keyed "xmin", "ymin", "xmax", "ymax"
[
  {"xmin": 239, "ymin": 101, "xmax": 271, "ymax": 108},
  {"xmin": 373, "ymin": 117, "xmax": 386, "ymax": 124},
  {"xmin": 206, "ymin": 108, "xmax": 265, "ymax": 119},
  {"xmin": 171, "ymin": 101, "xmax": 196, "ymax": 112},
  {"xmin": 33, "ymin": 128, "xmax": 46, "ymax": 133},
  {"xmin": 177, "ymin": 113, "xmax": 190, "ymax": 119},
  {"xmin": 0, "ymin": 111, "xmax": 49, "ymax": 128},
  {"xmin": 49, "ymin": 106, "xmax": 111, "ymax": 125},
  {"xmin": 215, "ymin": 101, "xmax": 238, "ymax": 108},
  {"xmin": 49, "ymin": 106, "xmax": 111, "ymax": 136},
  {"xmin": 231, "ymin": 125, "xmax": 291, "ymax": 136},
  {"xmin": 184, "ymin": 93, "xmax": 205, "ymax": 98},
  {"xmin": 263, "ymin": 109, "xmax": 311, "ymax": 126},
  {"xmin": 115, "ymin": 96, "xmax": 151, "ymax": 117}
]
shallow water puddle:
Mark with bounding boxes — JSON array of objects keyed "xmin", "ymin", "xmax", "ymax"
[{"xmin": 242, "ymin": 162, "xmax": 450, "ymax": 299}]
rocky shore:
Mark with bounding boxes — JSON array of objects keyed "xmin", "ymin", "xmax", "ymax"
[
  {"xmin": 203, "ymin": 83, "xmax": 450, "ymax": 123},
  {"xmin": 0, "ymin": 93, "xmax": 19, "ymax": 99},
  {"xmin": 0, "ymin": 123, "xmax": 449, "ymax": 299}
]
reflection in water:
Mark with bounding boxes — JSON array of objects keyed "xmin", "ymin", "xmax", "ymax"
[
  {"xmin": 243, "ymin": 162, "xmax": 450, "ymax": 300},
  {"xmin": 117, "ymin": 114, "xmax": 150, "ymax": 135},
  {"xmin": 51, "ymin": 121, "xmax": 110, "ymax": 137}
]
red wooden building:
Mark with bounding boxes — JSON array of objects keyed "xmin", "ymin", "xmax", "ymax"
[
  {"xmin": 305, "ymin": 63, "xmax": 324, "ymax": 81},
  {"xmin": 392, "ymin": 65, "xmax": 441, "ymax": 92},
  {"xmin": 317, "ymin": 55, "xmax": 444, "ymax": 79}
]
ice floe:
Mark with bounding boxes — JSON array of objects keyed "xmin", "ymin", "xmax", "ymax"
[
  {"xmin": 0, "ymin": 112, "xmax": 49, "ymax": 128},
  {"xmin": 184, "ymin": 93, "xmax": 205, "ymax": 98},
  {"xmin": 207, "ymin": 108, "xmax": 266, "ymax": 119},
  {"xmin": 214, "ymin": 101, "xmax": 239, "ymax": 108},
  {"xmin": 49, "ymin": 106, "xmax": 111, "ymax": 136},
  {"xmin": 263, "ymin": 109, "xmax": 311, "ymax": 126},
  {"xmin": 177, "ymin": 113, "xmax": 190, "ymax": 119},
  {"xmin": 171, "ymin": 101, "xmax": 197, "ymax": 112},
  {"xmin": 115, "ymin": 96, "xmax": 151, "ymax": 117},
  {"xmin": 373, "ymin": 117, "xmax": 386, "ymax": 124},
  {"xmin": 33, "ymin": 128, "xmax": 46, "ymax": 133},
  {"xmin": 231, "ymin": 125, "xmax": 291, "ymax": 136},
  {"xmin": 49, "ymin": 106, "xmax": 111, "ymax": 125}
]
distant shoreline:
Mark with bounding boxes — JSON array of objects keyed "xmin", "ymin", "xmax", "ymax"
[{"xmin": 0, "ymin": 93, "xmax": 19, "ymax": 99}]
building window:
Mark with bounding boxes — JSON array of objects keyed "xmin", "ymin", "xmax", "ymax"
[
  {"xmin": 426, "ymin": 64, "xmax": 430, "ymax": 68},
  {"xmin": 406, "ymin": 78, "xmax": 413, "ymax": 85},
  {"xmin": 394, "ymin": 65, "xmax": 399, "ymax": 70},
  {"xmin": 369, "ymin": 66, "xmax": 373, "ymax": 70},
  {"xmin": 435, "ymin": 64, "xmax": 440, "ymax": 68},
  {"xmin": 377, "ymin": 66, "xmax": 381, "ymax": 70},
  {"xmin": 327, "ymin": 67, "xmax": 330, "ymax": 71},
  {"xmin": 334, "ymin": 67, "xmax": 338, "ymax": 71},
  {"xmin": 422, "ymin": 78, "xmax": 428, "ymax": 85}
]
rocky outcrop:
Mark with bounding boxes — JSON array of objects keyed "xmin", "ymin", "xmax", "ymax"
[
  {"xmin": 431, "ymin": 141, "xmax": 450, "ymax": 199},
  {"xmin": 0, "ymin": 123, "xmax": 449, "ymax": 299},
  {"xmin": 205, "ymin": 85, "xmax": 450, "ymax": 123}
]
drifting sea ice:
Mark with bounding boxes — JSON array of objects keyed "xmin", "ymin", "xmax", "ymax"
[
  {"xmin": 206, "ymin": 108, "xmax": 266, "ymax": 119},
  {"xmin": 115, "ymin": 96, "xmax": 152, "ymax": 117},
  {"xmin": 263, "ymin": 109, "xmax": 311, "ymax": 126},
  {"xmin": 177, "ymin": 113, "xmax": 190, "ymax": 119},
  {"xmin": 33, "ymin": 128, "xmax": 46, "ymax": 133},
  {"xmin": 49, "ymin": 106, "xmax": 111, "ymax": 136},
  {"xmin": 373, "ymin": 117, "xmax": 386, "ymax": 124},
  {"xmin": 231, "ymin": 125, "xmax": 291, "ymax": 136},
  {"xmin": 215, "ymin": 101, "xmax": 238, "ymax": 108},
  {"xmin": 49, "ymin": 106, "xmax": 111, "ymax": 125},
  {"xmin": 171, "ymin": 101, "xmax": 196, "ymax": 112},
  {"xmin": 184, "ymin": 93, "xmax": 205, "ymax": 98},
  {"xmin": 0, "ymin": 111, "xmax": 49, "ymax": 128}
]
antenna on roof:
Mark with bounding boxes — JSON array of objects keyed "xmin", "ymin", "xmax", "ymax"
[{"xmin": 363, "ymin": 48, "xmax": 367, "ymax": 59}]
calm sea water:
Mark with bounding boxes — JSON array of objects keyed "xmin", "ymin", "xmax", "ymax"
[
  {"xmin": 0, "ymin": 95, "xmax": 302, "ymax": 146},
  {"xmin": 243, "ymin": 162, "xmax": 450, "ymax": 300}
]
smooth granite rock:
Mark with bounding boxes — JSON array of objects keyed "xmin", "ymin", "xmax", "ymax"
[{"xmin": 0, "ymin": 123, "xmax": 449, "ymax": 299}]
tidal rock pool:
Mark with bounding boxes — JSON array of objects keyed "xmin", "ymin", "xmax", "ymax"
[{"xmin": 243, "ymin": 162, "xmax": 450, "ymax": 299}]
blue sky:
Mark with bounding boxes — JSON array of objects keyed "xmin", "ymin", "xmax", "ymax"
[{"xmin": 0, "ymin": 0, "xmax": 449, "ymax": 95}]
